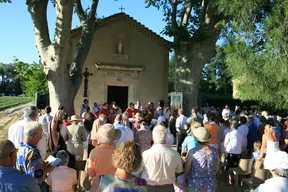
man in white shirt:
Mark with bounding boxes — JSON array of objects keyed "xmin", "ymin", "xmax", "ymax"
[
  {"xmin": 8, "ymin": 106, "xmax": 48, "ymax": 160},
  {"xmin": 38, "ymin": 106, "xmax": 53, "ymax": 135},
  {"xmin": 222, "ymin": 105, "xmax": 231, "ymax": 118},
  {"xmin": 114, "ymin": 114, "xmax": 134, "ymax": 148},
  {"xmin": 224, "ymin": 120, "xmax": 242, "ymax": 170},
  {"xmin": 8, "ymin": 106, "xmax": 38, "ymax": 149},
  {"xmin": 139, "ymin": 125, "xmax": 183, "ymax": 192},
  {"xmin": 175, "ymin": 109, "xmax": 188, "ymax": 153},
  {"xmin": 253, "ymin": 151, "xmax": 288, "ymax": 192}
]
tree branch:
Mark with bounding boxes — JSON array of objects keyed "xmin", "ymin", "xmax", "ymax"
[
  {"xmin": 181, "ymin": 0, "xmax": 193, "ymax": 27},
  {"xmin": 88, "ymin": 0, "xmax": 99, "ymax": 21},
  {"xmin": 74, "ymin": 0, "xmax": 87, "ymax": 22},
  {"xmin": 199, "ymin": 0, "xmax": 210, "ymax": 26},
  {"xmin": 70, "ymin": 0, "xmax": 99, "ymax": 89},
  {"xmin": 53, "ymin": 0, "xmax": 74, "ymax": 48},
  {"xmin": 26, "ymin": 0, "xmax": 51, "ymax": 53},
  {"xmin": 171, "ymin": 0, "xmax": 179, "ymax": 32}
]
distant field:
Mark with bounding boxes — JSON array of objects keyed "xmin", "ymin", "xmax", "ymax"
[{"xmin": 0, "ymin": 96, "xmax": 33, "ymax": 111}]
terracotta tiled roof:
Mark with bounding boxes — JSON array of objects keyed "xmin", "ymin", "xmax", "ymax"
[{"xmin": 71, "ymin": 13, "xmax": 172, "ymax": 48}]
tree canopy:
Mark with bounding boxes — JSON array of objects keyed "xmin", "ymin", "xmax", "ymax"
[{"xmin": 218, "ymin": 0, "xmax": 288, "ymax": 109}]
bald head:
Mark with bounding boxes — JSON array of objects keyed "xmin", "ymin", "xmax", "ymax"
[
  {"xmin": 0, "ymin": 140, "xmax": 17, "ymax": 167},
  {"xmin": 0, "ymin": 140, "xmax": 15, "ymax": 160}
]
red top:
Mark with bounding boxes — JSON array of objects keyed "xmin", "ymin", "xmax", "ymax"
[
  {"xmin": 63, "ymin": 120, "xmax": 71, "ymax": 128},
  {"xmin": 125, "ymin": 108, "xmax": 137, "ymax": 118},
  {"xmin": 100, "ymin": 108, "xmax": 111, "ymax": 119}
]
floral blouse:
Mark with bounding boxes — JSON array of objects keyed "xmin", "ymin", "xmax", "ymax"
[{"xmin": 187, "ymin": 146, "xmax": 218, "ymax": 191}]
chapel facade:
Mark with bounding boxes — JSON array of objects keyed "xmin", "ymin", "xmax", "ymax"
[{"xmin": 69, "ymin": 13, "xmax": 171, "ymax": 114}]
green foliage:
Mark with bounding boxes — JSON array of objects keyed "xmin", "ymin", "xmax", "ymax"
[
  {"xmin": 219, "ymin": 0, "xmax": 288, "ymax": 109},
  {"xmin": 200, "ymin": 46, "xmax": 232, "ymax": 95},
  {"xmin": 0, "ymin": 63, "xmax": 22, "ymax": 94},
  {"xmin": 0, "ymin": 0, "xmax": 11, "ymax": 3},
  {"xmin": 145, "ymin": 0, "xmax": 203, "ymax": 41},
  {"xmin": 13, "ymin": 58, "xmax": 48, "ymax": 97},
  {"xmin": 0, "ymin": 96, "xmax": 32, "ymax": 111}
]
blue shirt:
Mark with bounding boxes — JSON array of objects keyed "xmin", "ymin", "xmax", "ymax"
[
  {"xmin": 251, "ymin": 151, "xmax": 260, "ymax": 159},
  {"xmin": 0, "ymin": 166, "xmax": 40, "ymax": 192},
  {"xmin": 182, "ymin": 134, "xmax": 198, "ymax": 152}
]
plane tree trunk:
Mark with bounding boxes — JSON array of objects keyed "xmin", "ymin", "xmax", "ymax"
[
  {"xmin": 172, "ymin": 0, "xmax": 222, "ymax": 114},
  {"xmin": 26, "ymin": 0, "xmax": 99, "ymax": 115}
]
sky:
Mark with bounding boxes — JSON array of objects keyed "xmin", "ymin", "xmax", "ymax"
[{"xmin": 0, "ymin": 0, "xmax": 168, "ymax": 64}]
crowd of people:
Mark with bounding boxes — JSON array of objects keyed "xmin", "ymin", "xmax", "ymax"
[{"xmin": 0, "ymin": 100, "xmax": 288, "ymax": 192}]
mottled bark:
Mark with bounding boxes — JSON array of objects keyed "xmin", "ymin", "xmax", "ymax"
[
  {"xmin": 174, "ymin": 0, "xmax": 221, "ymax": 114},
  {"xmin": 26, "ymin": 0, "xmax": 98, "ymax": 115}
]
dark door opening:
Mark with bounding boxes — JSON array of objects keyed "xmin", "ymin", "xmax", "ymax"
[{"xmin": 107, "ymin": 86, "xmax": 128, "ymax": 112}]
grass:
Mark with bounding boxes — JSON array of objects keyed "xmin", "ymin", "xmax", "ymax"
[{"xmin": 0, "ymin": 96, "xmax": 33, "ymax": 111}]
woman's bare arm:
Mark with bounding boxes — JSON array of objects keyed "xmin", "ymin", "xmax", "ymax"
[{"xmin": 184, "ymin": 150, "xmax": 192, "ymax": 178}]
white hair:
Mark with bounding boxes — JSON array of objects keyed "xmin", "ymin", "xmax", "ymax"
[
  {"xmin": 24, "ymin": 122, "xmax": 42, "ymax": 137},
  {"xmin": 152, "ymin": 125, "xmax": 167, "ymax": 144},
  {"xmin": 24, "ymin": 106, "xmax": 38, "ymax": 119}
]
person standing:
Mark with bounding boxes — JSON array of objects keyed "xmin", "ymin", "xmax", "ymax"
[
  {"xmin": 205, "ymin": 113, "xmax": 220, "ymax": 150},
  {"xmin": 16, "ymin": 122, "xmax": 54, "ymax": 192},
  {"xmin": 8, "ymin": 106, "xmax": 38, "ymax": 149},
  {"xmin": 175, "ymin": 109, "xmax": 188, "ymax": 153},
  {"xmin": 185, "ymin": 127, "xmax": 219, "ymax": 192},
  {"xmin": 237, "ymin": 116, "xmax": 249, "ymax": 155},
  {"xmin": 184, "ymin": 107, "xmax": 203, "ymax": 131},
  {"xmin": 222, "ymin": 105, "xmax": 231, "ymax": 119},
  {"xmin": 80, "ymin": 99, "xmax": 89, "ymax": 117},
  {"xmin": 93, "ymin": 141, "xmax": 147, "ymax": 191},
  {"xmin": 224, "ymin": 120, "xmax": 243, "ymax": 171},
  {"xmin": 86, "ymin": 124, "xmax": 121, "ymax": 191},
  {"xmin": 38, "ymin": 106, "xmax": 53, "ymax": 135},
  {"xmin": 139, "ymin": 125, "xmax": 183, "ymax": 192},
  {"xmin": 125, "ymin": 102, "xmax": 137, "ymax": 118},
  {"xmin": 247, "ymin": 116, "xmax": 259, "ymax": 152},
  {"xmin": 66, "ymin": 115, "xmax": 86, "ymax": 160},
  {"xmin": 0, "ymin": 139, "xmax": 40, "ymax": 192}
]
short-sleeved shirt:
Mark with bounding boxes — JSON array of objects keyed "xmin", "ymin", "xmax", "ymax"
[
  {"xmin": 16, "ymin": 142, "xmax": 45, "ymax": 183},
  {"xmin": 224, "ymin": 130, "xmax": 243, "ymax": 154},
  {"xmin": 97, "ymin": 174, "xmax": 147, "ymax": 192},
  {"xmin": 66, "ymin": 124, "xmax": 86, "ymax": 144},
  {"xmin": 47, "ymin": 166, "xmax": 77, "ymax": 192},
  {"xmin": 182, "ymin": 134, "xmax": 198, "ymax": 152},
  {"xmin": 140, "ymin": 144, "xmax": 183, "ymax": 185},
  {"xmin": 205, "ymin": 122, "xmax": 219, "ymax": 145},
  {"xmin": 176, "ymin": 115, "xmax": 188, "ymax": 132},
  {"xmin": 87, "ymin": 145, "xmax": 116, "ymax": 178}
]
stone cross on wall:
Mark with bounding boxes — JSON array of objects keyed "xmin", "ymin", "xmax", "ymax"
[{"xmin": 82, "ymin": 68, "xmax": 93, "ymax": 97}]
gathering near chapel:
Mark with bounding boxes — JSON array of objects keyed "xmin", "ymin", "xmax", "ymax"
[{"xmin": 1, "ymin": 1, "xmax": 288, "ymax": 192}]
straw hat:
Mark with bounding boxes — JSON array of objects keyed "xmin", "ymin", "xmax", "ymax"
[
  {"xmin": 95, "ymin": 124, "xmax": 121, "ymax": 144},
  {"xmin": 70, "ymin": 115, "xmax": 81, "ymax": 122},
  {"xmin": 191, "ymin": 127, "xmax": 211, "ymax": 143}
]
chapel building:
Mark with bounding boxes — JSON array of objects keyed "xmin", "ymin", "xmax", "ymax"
[{"xmin": 69, "ymin": 13, "xmax": 171, "ymax": 114}]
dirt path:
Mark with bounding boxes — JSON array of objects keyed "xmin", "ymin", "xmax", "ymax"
[{"xmin": 0, "ymin": 102, "xmax": 33, "ymax": 140}]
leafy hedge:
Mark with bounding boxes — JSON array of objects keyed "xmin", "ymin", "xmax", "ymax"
[{"xmin": 0, "ymin": 96, "xmax": 33, "ymax": 111}]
